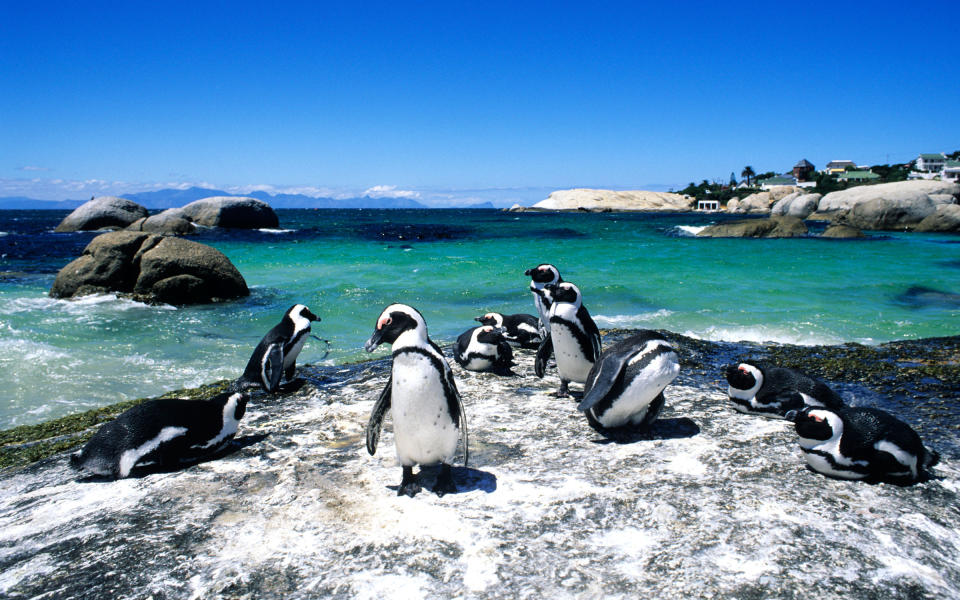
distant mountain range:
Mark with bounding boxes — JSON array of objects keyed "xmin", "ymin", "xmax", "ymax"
[{"xmin": 0, "ymin": 186, "xmax": 480, "ymax": 210}]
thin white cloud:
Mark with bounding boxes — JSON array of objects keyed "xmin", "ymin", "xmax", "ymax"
[
  {"xmin": 18, "ymin": 165, "xmax": 52, "ymax": 172},
  {"xmin": 363, "ymin": 185, "xmax": 422, "ymax": 199}
]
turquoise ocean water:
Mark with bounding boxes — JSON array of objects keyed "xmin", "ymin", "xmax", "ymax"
[{"xmin": 1, "ymin": 209, "xmax": 958, "ymax": 429}]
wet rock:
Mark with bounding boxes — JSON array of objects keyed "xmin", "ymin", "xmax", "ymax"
[
  {"xmin": 821, "ymin": 224, "xmax": 864, "ymax": 238},
  {"xmin": 178, "ymin": 196, "xmax": 279, "ymax": 229},
  {"xmin": 49, "ymin": 231, "xmax": 248, "ymax": 304},
  {"xmin": 844, "ymin": 196, "xmax": 938, "ymax": 231},
  {"xmin": 1, "ymin": 333, "xmax": 956, "ymax": 599},
  {"xmin": 127, "ymin": 209, "xmax": 197, "ymax": 235},
  {"xmin": 697, "ymin": 216, "xmax": 808, "ymax": 238},
  {"xmin": 914, "ymin": 204, "xmax": 960, "ymax": 233},
  {"xmin": 54, "ymin": 196, "xmax": 149, "ymax": 232}
]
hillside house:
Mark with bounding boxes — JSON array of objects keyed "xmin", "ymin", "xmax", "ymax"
[
  {"xmin": 824, "ymin": 160, "xmax": 857, "ymax": 174},
  {"xmin": 943, "ymin": 160, "xmax": 960, "ymax": 182},
  {"xmin": 792, "ymin": 159, "xmax": 816, "ymax": 181},
  {"xmin": 916, "ymin": 153, "xmax": 946, "ymax": 172},
  {"xmin": 838, "ymin": 170, "xmax": 880, "ymax": 183}
]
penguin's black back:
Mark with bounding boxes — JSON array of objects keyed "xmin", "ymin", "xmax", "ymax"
[
  {"xmin": 763, "ymin": 366, "xmax": 844, "ymax": 409},
  {"xmin": 838, "ymin": 407, "xmax": 926, "ymax": 462}
]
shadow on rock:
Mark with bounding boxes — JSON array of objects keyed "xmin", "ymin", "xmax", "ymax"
[
  {"xmin": 589, "ymin": 417, "xmax": 701, "ymax": 445},
  {"xmin": 75, "ymin": 434, "xmax": 270, "ymax": 483},
  {"xmin": 386, "ymin": 465, "xmax": 497, "ymax": 496}
]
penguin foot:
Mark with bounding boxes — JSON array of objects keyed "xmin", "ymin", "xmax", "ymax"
[
  {"xmin": 555, "ymin": 380, "xmax": 570, "ymax": 398},
  {"xmin": 433, "ymin": 464, "xmax": 457, "ymax": 497},
  {"xmin": 398, "ymin": 466, "xmax": 421, "ymax": 497}
]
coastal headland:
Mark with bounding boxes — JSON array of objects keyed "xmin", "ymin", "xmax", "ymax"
[{"xmin": 1, "ymin": 331, "xmax": 957, "ymax": 598}]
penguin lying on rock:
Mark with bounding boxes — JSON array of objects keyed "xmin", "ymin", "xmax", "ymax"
[
  {"xmin": 70, "ymin": 391, "xmax": 248, "ymax": 479},
  {"xmin": 785, "ymin": 405, "xmax": 940, "ymax": 484},
  {"xmin": 475, "ymin": 312, "xmax": 542, "ymax": 349},
  {"xmin": 454, "ymin": 325, "xmax": 515, "ymax": 375},
  {"xmin": 579, "ymin": 331, "xmax": 680, "ymax": 430},
  {"xmin": 237, "ymin": 304, "xmax": 319, "ymax": 393},
  {"xmin": 365, "ymin": 303, "xmax": 469, "ymax": 497},
  {"xmin": 725, "ymin": 362, "xmax": 844, "ymax": 418}
]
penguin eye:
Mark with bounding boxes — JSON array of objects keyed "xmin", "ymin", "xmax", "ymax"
[
  {"xmin": 810, "ymin": 415, "xmax": 824, "ymax": 423},
  {"xmin": 377, "ymin": 316, "xmax": 392, "ymax": 330},
  {"xmin": 738, "ymin": 366, "xmax": 748, "ymax": 374}
]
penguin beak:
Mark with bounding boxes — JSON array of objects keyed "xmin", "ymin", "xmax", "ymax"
[
  {"xmin": 524, "ymin": 268, "xmax": 534, "ymax": 276},
  {"xmin": 784, "ymin": 410, "xmax": 799, "ymax": 423},
  {"xmin": 474, "ymin": 316, "xmax": 484, "ymax": 323},
  {"xmin": 364, "ymin": 329, "xmax": 384, "ymax": 352}
]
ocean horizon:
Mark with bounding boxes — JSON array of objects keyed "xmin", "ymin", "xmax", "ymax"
[{"xmin": 1, "ymin": 208, "xmax": 958, "ymax": 429}]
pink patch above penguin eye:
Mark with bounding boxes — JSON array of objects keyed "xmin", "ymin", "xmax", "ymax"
[
  {"xmin": 738, "ymin": 366, "xmax": 748, "ymax": 374},
  {"xmin": 811, "ymin": 415, "xmax": 824, "ymax": 423},
  {"xmin": 377, "ymin": 316, "xmax": 392, "ymax": 330}
]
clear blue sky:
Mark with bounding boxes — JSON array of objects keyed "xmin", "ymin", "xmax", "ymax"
[{"xmin": 2, "ymin": 1, "xmax": 958, "ymax": 205}]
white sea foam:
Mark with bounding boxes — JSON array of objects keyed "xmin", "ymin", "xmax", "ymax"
[
  {"xmin": 257, "ymin": 228, "xmax": 295, "ymax": 234},
  {"xmin": 683, "ymin": 325, "xmax": 845, "ymax": 347},
  {"xmin": 0, "ymin": 293, "xmax": 176, "ymax": 316},
  {"xmin": 0, "ymin": 231, "xmax": 9, "ymax": 237},
  {"xmin": 593, "ymin": 309, "xmax": 673, "ymax": 328},
  {"xmin": 675, "ymin": 225, "xmax": 707, "ymax": 236}
]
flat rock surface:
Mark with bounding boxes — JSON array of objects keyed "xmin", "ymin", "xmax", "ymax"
[
  {"xmin": 534, "ymin": 189, "xmax": 693, "ymax": 211},
  {"xmin": 1, "ymin": 333, "xmax": 958, "ymax": 599}
]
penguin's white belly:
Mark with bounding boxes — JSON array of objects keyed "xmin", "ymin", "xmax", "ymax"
[
  {"xmin": 391, "ymin": 354, "xmax": 459, "ymax": 467},
  {"xmin": 551, "ymin": 325, "xmax": 593, "ymax": 383},
  {"xmin": 283, "ymin": 335, "xmax": 307, "ymax": 372},
  {"xmin": 463, "ymin": 355, "xmax": 495, "ymax": 371},
  {"xmin": 801, "ymin": 439, "xmax": 869, "ymax": 479},
  {"xmin": 594, "ymin": 352, "xmax": 679, "ymax": 428},
  {"xmin": 462, "ymin": 341, "xmax": 496, "ymax": 371}
]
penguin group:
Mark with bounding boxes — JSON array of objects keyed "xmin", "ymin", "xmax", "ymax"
[{"xmin": 70, "ymin": 262, "xmax": 940, "ymax": 493}]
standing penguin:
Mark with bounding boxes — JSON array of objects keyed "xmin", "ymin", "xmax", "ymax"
[
  {"xmin": 365, "ymin": 304, "xmax": 468, "ymax": 497},
  {"xmin": 579, "ymin": 331, "xmax": 680, "ymax": 430},
  {"xmin": 725, "ymin": 362, "xmax": 844, "ymax": 418},
  {"xmin": 237, "ymin": 304, "xmax": 319, "ymax": 393},
  {"xmin": 70, "ymin": 391, "xmax": 248, "ymax": 479},
  {"xmin": 541, "ymin": 282, "xmax": 602, "ymax": 397},
  {"xmin": 454, "ymin": 325, "xmax": 515, "ymax": 375},
  {"xmin": 785, "ymin": 405, "xmax": 939, "ymax": 484},
  {"xmin": 524, "ymin": 264, "xmax": 563, "ymax": 334},
  {"xmin": 475, "ymin": 312, "xmax": 542, "ymax": 349}
]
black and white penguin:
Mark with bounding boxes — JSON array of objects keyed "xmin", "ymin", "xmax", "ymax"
[
  {"xmin": 237, "ymin": 304, "xmax": 319, "ymax": 393},
  {"xmin": 364, "ymin": 303, "xmax": 469, "ymax": 497},
  {"xmin": 540, "ymin": 282, "xmax": 602, "ymax": 397},
  {"xmin": 785, "ymin": 405, "xmax": 940, "ymax": 484},
  {"xmin": 525, "ymin": 264, "xmax": 564, "ymax": 377},
  {"xmin": 724, "ymin": 362, "xmax": 844, "ymax": 418},
  {"xmin": 454, "ymin": 325, "xmax": 515, "ymax": 375},
  {"xmin": 578, "ymin": 331, "xmax": 680, "ymax": 429},
  {"xmin": 70, "ymin": 391, "xmax": 248, "ymax": 479},
  {"xmin": 475, "ymin": 312, "xmax": 542, "ymax": 349}
]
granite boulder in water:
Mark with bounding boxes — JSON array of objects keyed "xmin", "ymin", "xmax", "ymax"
[
  {"xmin": 49, "ymin": 231, "xmax": 248, "ymax": 304},
  {"xmin": 178, "ymin": 196, "xmax": 279, "ymax": 229},
  {"xmin": 54, "ymin": 196, "xmax": 149, "ymax": 232}
]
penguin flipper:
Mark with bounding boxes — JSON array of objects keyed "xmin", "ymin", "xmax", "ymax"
[
  {"xmin": 262, "ymin": 343, "xmax": 284, "ymax": 392},
  {"xmin": 366, "ymin": 376, "xmax": 392, "ymax": 456},
  {"xmin": 534, "ymin": 333, "xmax": 553, "ymax": 378},
  {"xmin": 577, "ymin": 351, "xmax": 627, "ymax": 412}
]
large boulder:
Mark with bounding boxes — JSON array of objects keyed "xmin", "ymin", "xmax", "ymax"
[
  {"xmin": 771, "ymin": 192, "xmax": 821, "ymax": 219},
  {"xmin": 697, "ymin": 216, "xmax": 808, "ymax": 238},
  {"xmin": 818, "ymin": 180, "xmax": 959, "ymax": 213},
  {"xmin": 821, "ymin": 224, "xmax": 864, "ymax": 238},
  {"xmin": 728, "ymin": 192, "xmax": 771, "ymax": 214},
  {"xmin": 914, "ymin": 204, "xmax": 960, "ymax": 232},
  {"xmin": 533, "ymin": 189, "xmax": 694, "ymax": 211},
  {"xmin": 178, "ymin": 196, "xmax": 279, "ymax": 228},
  {"xmin": 50, "ymin": 231, "xmax": 248, "ymax": 304},
  {"xmin": 844, "ymin": 196, "xmax": 938, "ymax": 231},
  {"xmin": 127, "ymin": 209, "xmax": 197, "ymax": 235},
  {"xmin": 54, "ymin": 197, "xmax": 149, "ymax": 232}
]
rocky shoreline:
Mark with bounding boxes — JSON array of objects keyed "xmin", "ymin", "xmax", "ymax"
[{"xmin": 1, "ymin": 331, "xmax": 958, "ymax": 599}]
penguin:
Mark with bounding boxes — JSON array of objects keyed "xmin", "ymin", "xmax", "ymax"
[
  {"xmin": 524, "ymin": 264, "xmax": 563, "ymax": 335},
  {"xmin": 475, "ymin": 312, "xmax": 542, "ymax": 349},
  {"xmin": 785, "ymin": 405, "xmax": 940, "ymax": 484},
  {"xmin": 525, "ymin": 264, "xmax": 563, "ymax": 377},
  {"xmin": 364, "ymin": 303, "xmax": 469, "ymax": 497},
  {"xmin": 578, "ymin": 331, "xmax": 680, "ymax": 429},
  {"xmin": 724, "ymin": 362, "xmax": 844, "ymax": 418},
  {"xmin": 70, "ymin": 391, "xmax": 248, "ymax": 479},
  {"xmin": 541, "ymin": 282, "xmax": 602, "ymax": 397},
  {"xmin": 454, "ymin": 325, "xmax": 515, "ymax": 375},
  {"xmin": 238, "ymin": 304, "xmax": 319, "ymax": 392}
]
